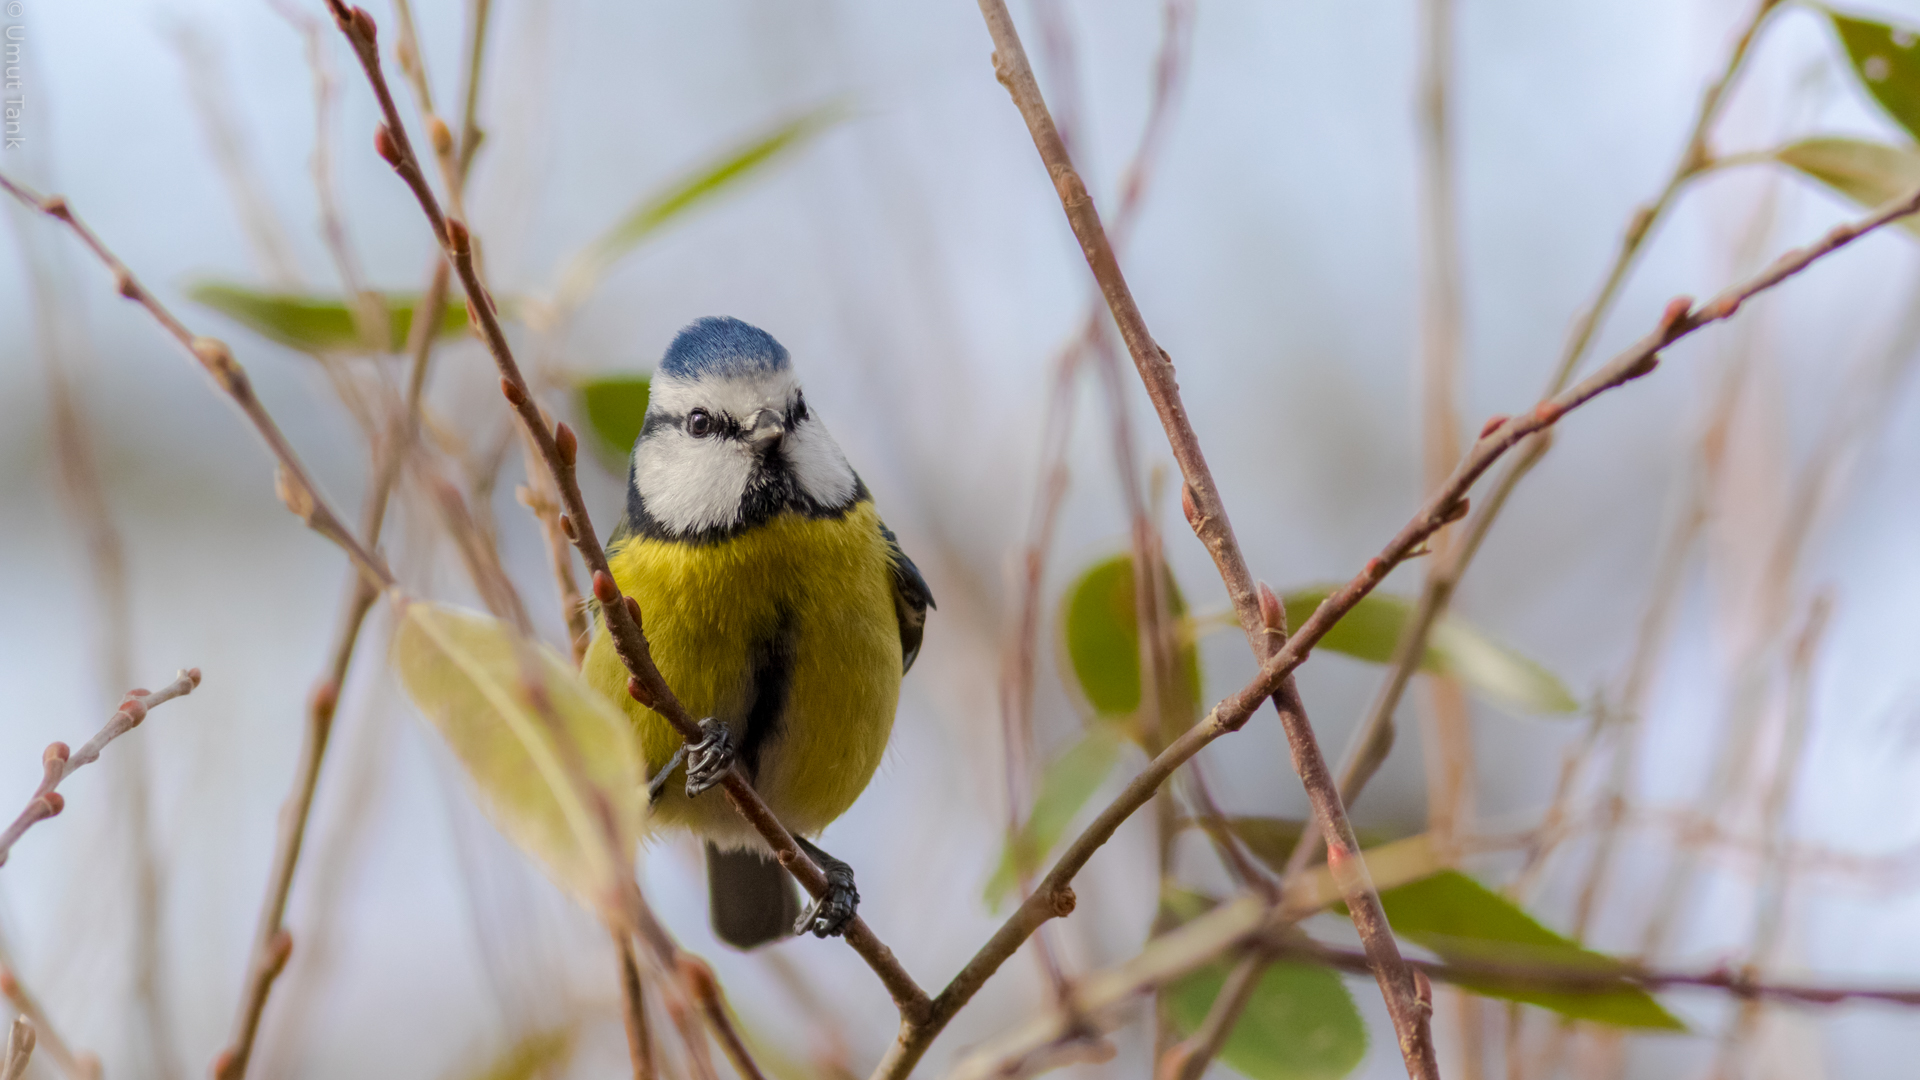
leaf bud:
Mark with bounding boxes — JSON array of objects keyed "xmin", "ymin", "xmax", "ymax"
[
  {"xmin": 349, "ymin": 6, "xmax": 377, "ymax": 43},
  {"xmin": 374, "ymin": 125, "xmax": 402, "ymax": 168},
  {"xmin": 275, "ymin": 464, "xmax": 317, "ymax": 524},
  {"xmin": 591, "ymin": 570, "xmax": 621, "ymax": 606},
  {"xmin": 554, "ymin": 421, "xmax": 578, "ymax": 468},
  {"xmin": 192, "ymin": 337, "xmax": 248, "ymax": 396},
  {"xmin": 1256, "ymin": 582, "xmax": 1287, "ymax": 634}
]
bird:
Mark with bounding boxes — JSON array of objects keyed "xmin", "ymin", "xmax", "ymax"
[{"xmin": 582, "ymin": 315, "xmax": 933, "ymax": 949}]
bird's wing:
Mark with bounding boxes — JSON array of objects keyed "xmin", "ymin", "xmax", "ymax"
[{"xmin": 879, "ymin": 521, "xmax": 934, "ymax": 674}]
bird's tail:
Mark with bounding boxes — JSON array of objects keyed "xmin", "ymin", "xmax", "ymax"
[{"xmin": 706, "ymin": 842, "xmax": 801, "ymax": 949}]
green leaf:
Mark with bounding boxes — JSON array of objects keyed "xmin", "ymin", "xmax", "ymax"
[
  {"xmin": 1161, "ymin": 892, "xmax": 1367, "ymax": 1080},
  {"xmin": 1772, "ymin": 136, "xmax": 1920, "ymax": 237},
  {"xmin": 1060, "ymin": 553, "xmax": 1202, "ymax": 724},
  {"xmin": 1281, "ymin": 588, "xmax": 1578, "ymax": 715},
  {"xmin": 983, "ymin": 728, "xmax": 1126, "ymax": 908},
  {"xmin": 557, "ymin": 102, "xmax": 848, "ymax": 304},
  {"xmin": 1374, "ymin": 871, "xmax": 1685, "ymax": 1031},
  {"xmin": 392, "ymin": 601, "xmax": 645, "ymax": 911},
  {"xmin": 1828, "ymin": 11, "xmax": 1920, "ymax": 144},
  {"xmin": 576, "ymin": 373, "xmax": 653, "ymax": 465},
  {"xmin": 187, "ymin": 281, "xmax": 469, "ymax": 353},
  {"xmin": 1165, "ymin": 962, "xmax": 1367, "ymax": 1080}
]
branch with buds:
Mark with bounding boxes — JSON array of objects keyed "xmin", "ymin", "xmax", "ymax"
[{"xmin": 0, "ymin": 670, "xmax": 201, "ymax": 869}]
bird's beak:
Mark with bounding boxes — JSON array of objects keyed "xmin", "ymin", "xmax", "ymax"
[{"xmin": 745, "ymin": 409, "xmax": 787, "ymax": 450}]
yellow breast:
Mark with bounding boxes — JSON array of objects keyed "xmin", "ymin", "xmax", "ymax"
[{"xmin": 583, "ymin": 501, "xmax": 902, "ymax": 845}]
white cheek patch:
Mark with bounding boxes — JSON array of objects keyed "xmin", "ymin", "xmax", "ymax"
[
  {"xmin": 785, "ymin": 417, "xmax": 858, "ymax": 507},
  {"xmin": 632, "ymin": 369, "xmax": 862, "ymax": 534},
  {"xmin": 632, "ymin": 429, "xmax": 756, "ymax": 534}
]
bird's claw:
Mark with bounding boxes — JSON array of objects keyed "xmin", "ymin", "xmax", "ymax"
[
  {"xmin": 793, "ymin": 839, "xmax": 860, "ymax": 938},
  {"xmin": 684, "ymin": 718, "xmax": 735, "ymax": 798}
]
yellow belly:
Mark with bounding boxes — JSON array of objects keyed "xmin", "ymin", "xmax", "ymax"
[{"xmin": 583, "ymin": 502, "xmax": 902, "ymax": 848}]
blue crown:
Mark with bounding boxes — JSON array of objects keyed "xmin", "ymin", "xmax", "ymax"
[{"xmin": 658, "ymin": 316, "xmax": 790, "ymax": 380}]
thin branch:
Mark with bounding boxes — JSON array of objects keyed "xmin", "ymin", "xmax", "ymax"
[
  {"xmin": 880, "ymin": 118, "xmax": 1920, "ymax": 1080},
  {"xmin": 0, "ymin": 671, "xmax": 201, "ymax": 867},
  {"xmin": 319, "ymin": 1, "xmax": 928, "ymax": 1016},
  {"xmin": 0, "ymin": 173, "xmax": 391, "ymax": 590},
  {"xmin": 949, "ymin": 5, "xmax": 1437, "ymax": 1077},
  {"xmin": 1311, "ymin": 0, "xmax": 1785, "ymax": 828},
  {"xmin": 614, "ymin": 930, "xmax": 656, "ymax": 1080}
]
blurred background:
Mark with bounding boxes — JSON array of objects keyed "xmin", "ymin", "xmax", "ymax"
[{"xmin": 3, "ymin": 0, "xmax": 1920, "ymax": 1077}]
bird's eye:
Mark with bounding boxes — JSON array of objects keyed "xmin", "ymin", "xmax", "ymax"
[{"xmin": 687, "ymin": 409, "xmax": 715, "ymax": 437}]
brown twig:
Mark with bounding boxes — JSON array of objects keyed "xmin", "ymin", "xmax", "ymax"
[
  {"xmin": 0, "ymin": 173, "xmax": 391, "ymax": 590},
  {"xmin": 614, "ymin": 930, "xmax": 656, "ymax": 1080},
  {"xmin": 1308, "ymin": 0, "xmax": 1786, "ymax": 835},
  {"xmin": 878, "ymin": 97, "xmax": 1920, "ymax": 1077},
  {"xmin": 963, "ymin": 3, "xmax": 1437, "ymax": 1076},
  {"xmin": 0, "ymin": 671, "xmax": 201, "ymax": 867},
  {"xmin": 318, "ymin": 1, "xmax": 928, "ymax": 1017}
]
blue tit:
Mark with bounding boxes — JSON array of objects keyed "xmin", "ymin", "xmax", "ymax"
[{"xmin": 583, "ymin": 316, "xmax": 933, "ymax": 949}]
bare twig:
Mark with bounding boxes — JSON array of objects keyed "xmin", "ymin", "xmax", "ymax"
[
  {"xmin": 614, "ymin": 930, "xmax": 656, "ymax": 1080},
  {"xmin": 1310, "ymin": 0, "xmax": 1786, "ymax": 829},
  {"xmin": 959, "ymin": 4, "xmax": 1437, "ymax": 1076},
  {"xmin": 0, "ymin": 671, "xmax": 201, "ymax": 867},
  {"xmin": 880, "ymin": 117, "xmax": 1920, "ymax": 1079},
  {"xmin": 318, "ymin": 1, "xmax": 928, "ymax": 1016},
  {"xmin": 0, "ymin": 173, "xmax": 390, "ymax": 589}
]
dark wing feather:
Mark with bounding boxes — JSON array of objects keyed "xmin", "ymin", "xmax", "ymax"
[{"xmin": 879, "ymin": 522, "xmax": 934, "ymax": 673}]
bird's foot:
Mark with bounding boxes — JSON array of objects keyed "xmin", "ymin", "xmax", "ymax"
[
  {"xmin": 684, "ymin": 718, "xmax": 736, "ymax": 798},
  {"xmin": 793, "ymin": 837, "xmax": 860, "ymax": 938}
]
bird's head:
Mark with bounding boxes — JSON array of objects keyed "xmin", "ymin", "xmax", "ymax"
[{"xmin": 624, "ymin": 317, "xmax": 861, "ymax": 543}]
